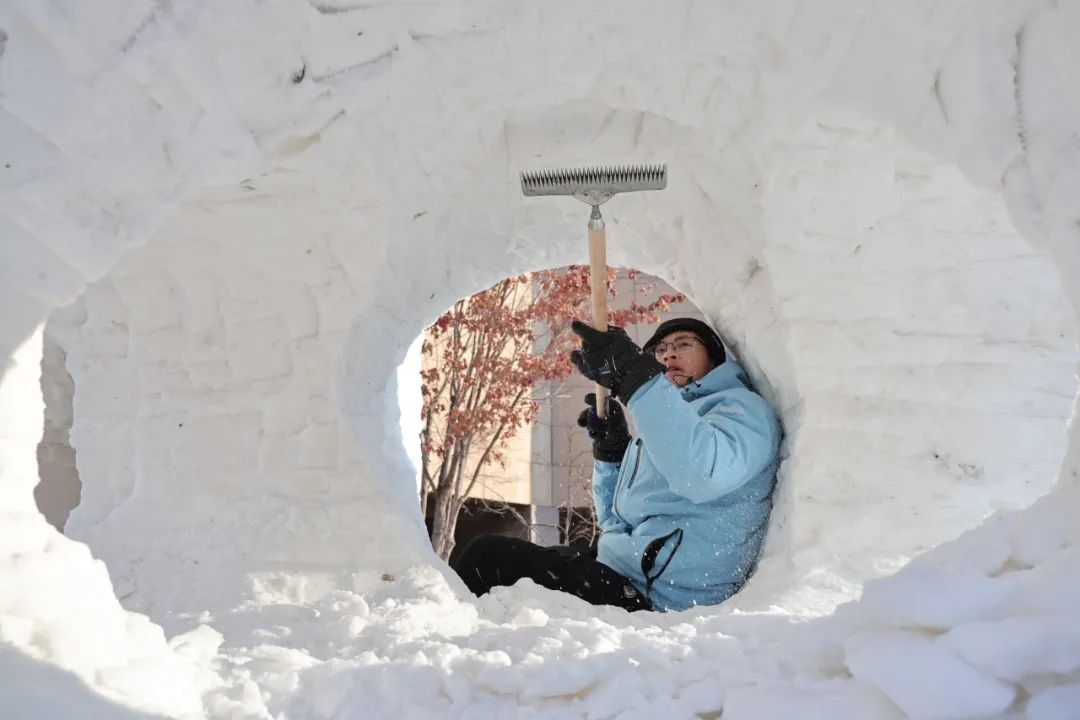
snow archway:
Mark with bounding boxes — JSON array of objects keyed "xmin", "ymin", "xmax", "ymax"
[{"xmin": 3, "ymin": 0, "xmax": 1080, "ymax": 716}]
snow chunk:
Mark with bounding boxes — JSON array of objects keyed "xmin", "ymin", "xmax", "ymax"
[
  {"xmin": 997, "ymin": 547, "xmax": 1080, "ymax": 618},
  {"xmin": 168, "ymin": 624, "xmax": 224, "ymax": 663},
  {"xmin": 845, "ymin": 629, "xmax": 1015, "ymax": 719},
  {"xmin": 839, "ymin": 564, "xmax": 1013, "ymax": 630},
  {"xmin": 939, "ymin": 617, "xmax": 1080, "ymax": 683},
  {"xmin": 723, "ymin": 679, "xmax": 903, "ymax": 720},
  {"xmin": 1026, "ymin": 684, "xmax": 1080, "ymax": 720}
]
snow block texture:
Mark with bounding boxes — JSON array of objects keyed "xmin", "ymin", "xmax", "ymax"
[{"xmin": 1, "ymin": 0, "xmax": 1079, "ymax": 717}]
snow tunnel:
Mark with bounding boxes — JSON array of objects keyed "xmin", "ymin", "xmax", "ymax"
[{"xmin": 3, "ymin": 1, "xmax": 1080, "ymax": 717}]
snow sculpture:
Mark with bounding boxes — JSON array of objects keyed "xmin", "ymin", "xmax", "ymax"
[{"xmin": 1, "ymin": 1, "xmax": 1078, "ymax": 716}]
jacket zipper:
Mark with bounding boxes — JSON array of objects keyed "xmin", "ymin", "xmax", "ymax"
[{"xmin": 614, "ymin": 438, "xmax": 643, "ymax": 522}]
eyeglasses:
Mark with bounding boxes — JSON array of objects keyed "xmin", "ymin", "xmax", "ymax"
[{"xmin": 650, "ymin": 337, "xmax": 702, "ymax": 358}]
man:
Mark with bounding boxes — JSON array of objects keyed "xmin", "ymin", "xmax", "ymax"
[{"xmin": 451, "ymin": 317, "xmax": 781, "ymax": 612}]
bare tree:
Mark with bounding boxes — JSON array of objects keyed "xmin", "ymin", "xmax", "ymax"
[{"xmin": 558, "ymin": 443, "xmax": 600, "ymax": 546}]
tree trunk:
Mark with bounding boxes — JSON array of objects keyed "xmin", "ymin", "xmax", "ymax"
[{"xmin": 429, "ymin": 485, "xmax": 459, "ymax": 560}]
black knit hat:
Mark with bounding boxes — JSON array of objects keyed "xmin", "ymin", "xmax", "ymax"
[{"xmin": 643, "ymin": 317, "xmax": 726, "ymax": 366}]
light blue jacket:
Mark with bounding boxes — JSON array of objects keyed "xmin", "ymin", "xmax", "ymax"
[{"xmin": 593, "ymin": 359, "xmax": 781, "ymax": 612}]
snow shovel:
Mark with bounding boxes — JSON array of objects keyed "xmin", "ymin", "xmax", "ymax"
[{"xmin": 520, "ymin": 164, "xmax": 667, "ymax": 417}]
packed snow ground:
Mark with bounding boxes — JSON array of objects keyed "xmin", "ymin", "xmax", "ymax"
[{"xmin": 2, "ymin": 0, "xmax": 1080, "ymax": 718}]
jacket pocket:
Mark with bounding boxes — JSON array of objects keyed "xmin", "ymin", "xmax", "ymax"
[{"xmin": 640, "ymin": 527, "xmax": 684, "ymax": 601}]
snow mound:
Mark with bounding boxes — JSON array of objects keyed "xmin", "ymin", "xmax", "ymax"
[{"xmin": 1, "ymin": 0, "xmax": 1079, "ymax": 717}]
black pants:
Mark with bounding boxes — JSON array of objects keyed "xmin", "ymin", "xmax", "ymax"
[{"xmin": 450, "ymin": 534, "xmax": 652, "ymax": 612}]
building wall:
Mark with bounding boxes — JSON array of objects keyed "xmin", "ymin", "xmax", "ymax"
[{"xmin": 469, "ymin": 422, "xmax": 534, "ymax": 506}]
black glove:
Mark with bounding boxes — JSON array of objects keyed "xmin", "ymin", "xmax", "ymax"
[
  {"xmin": 569, "ymin": 320, "xmax": 664, "ymax": 404},
  {"xmin": 576, "ymin": 393, "xmax": 631, "ymax": 462}
]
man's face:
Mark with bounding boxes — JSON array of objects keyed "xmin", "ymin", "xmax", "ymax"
[{"xmin": 651, "ymin": 330, "xmax": 716, "ymax": 388}]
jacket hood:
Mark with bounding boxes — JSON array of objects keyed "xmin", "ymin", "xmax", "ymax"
[{"xmin": 678, "ymin": 358, "xmax": 751, "ymax": 400}]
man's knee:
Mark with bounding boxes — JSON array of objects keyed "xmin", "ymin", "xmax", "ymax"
[
  {"xmin": 450, "ymin": 534, "xmax": 510, "ymax": 574},
  {"xmin": 451, "ymin": 534, "xmax": 530, "ymax": 597}
]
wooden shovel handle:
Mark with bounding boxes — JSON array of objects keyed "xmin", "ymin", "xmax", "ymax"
[{"xmin": 588, "ymin": 224, "xmax": 609, "ymax": 419}]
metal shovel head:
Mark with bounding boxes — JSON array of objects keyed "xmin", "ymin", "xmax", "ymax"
[{"xmin": 520, "ymin": 163, "xmax": 667, "ymax": 206}]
